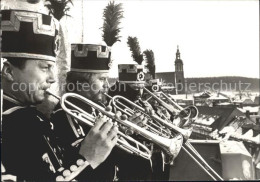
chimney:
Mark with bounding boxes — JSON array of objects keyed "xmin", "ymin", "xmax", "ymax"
[{"xmin": 245, "ymin": 110, "xmax": 250, "ymax": 118}]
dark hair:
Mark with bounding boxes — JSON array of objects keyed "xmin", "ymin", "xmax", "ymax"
[
  {"xmin": 66, "ymin": 71, "xmax": 92, "ymax": 84},
  {"xmin": 6, "ymin": 58, "xmax": 28, "ymax": 70},
  {"xmin": 65, "ymin": 71, "xmax": 94, "ymax": 92}
]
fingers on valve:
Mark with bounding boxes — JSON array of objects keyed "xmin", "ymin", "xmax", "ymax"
[
  {"xmin": 99, "ymin": 118, "xmax": 113, "ymax": 133},
  {"xmin": 107, "ymin": 123, "xmax": 119, "ymax": 141},
  {"xmin": 93, "ymin": 115, "xmax": 107, "ymax": 130},
  {"xmin": 115, "ymin": 111, "xmax": 122, "ymax": 120}
]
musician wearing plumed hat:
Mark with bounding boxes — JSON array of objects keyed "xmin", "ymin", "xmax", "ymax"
[
  {"xmin": 1, "ymin": 6, "xmax": 118, "ymax": 181},
  {"xmin": 51, "ymin": 42, "xmax": 152, "ymax": 181},
  {"xmin": 108, "ymin": 64, "xmax": 155, "ymax": 180},
  {"xmin": 109, "ymin": 64, "xmax": 147, "ymax": 101},
  {"xmin": 51, "ymin": 42, "xmax": 121, "ymax": 181},
  {"xmin": 108, "ymin": 64, "xmax": 183, "ymax": 181}
]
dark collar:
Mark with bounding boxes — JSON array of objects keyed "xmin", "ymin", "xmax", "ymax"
[
  {"xmin": 3, "ymin": 93, "xmax": 36, "ymax": 112},
  {"xmin": 3, "ymin": 93, "xmax": 23, "ymax": 106}
]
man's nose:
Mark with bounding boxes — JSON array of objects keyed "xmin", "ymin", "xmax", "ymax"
[
  {"xmin": 47, "ymin": 69, "xmax": 56, "ymax": 84},
  {"xmin": 104, "ymin": 79, "xmax": 110, "ymax": 89}
]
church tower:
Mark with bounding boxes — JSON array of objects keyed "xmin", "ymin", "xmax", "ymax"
[{"xmin": 175, "ymin": 46, "xmax": 185, "ymax": 94}]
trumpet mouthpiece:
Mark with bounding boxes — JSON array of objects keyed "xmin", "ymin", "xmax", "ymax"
[
  {"xmin": 45, "ymin": 89, "xmax": 61, "ymax": 100},
  {"xmin": 45, "ymin": 89, "xmax": 51, "ymax": 94},
  {"xmin": 99, "ymin": 89, "xmax": 108, "ymax": 94}
]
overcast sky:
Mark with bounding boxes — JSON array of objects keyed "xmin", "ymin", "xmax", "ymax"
[{"xmin": 71, "ymin": 0, "xmax": 259, "ymax": 78}]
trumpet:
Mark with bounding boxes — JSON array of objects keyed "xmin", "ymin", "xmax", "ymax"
[
  {"xmin": 142, "ymin": 89, "xmax": 223, "ymax": 181},
  {"xmin": 46, "ymin": 90, "xmax": 183, "ymax": 181},
  {"xmin": 104, "ymin": 92, "xmax": 223, "ymax": 181},
  {"xmin": 107, "ymin": 94, "xmax": 192, "ymax": 140},
  {"xmin": 143, "ymin": 87, "xmax": 199, "ymax": 123},
  {"xmin": 104, "ymin": 93, "xmax": 171, "ymax": 138},
  {"xmin": 159, "ymin": 91, "xmax": 198, "ymax": 120}
]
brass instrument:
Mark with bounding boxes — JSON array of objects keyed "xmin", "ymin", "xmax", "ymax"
[
  {"xmin": 46, "ymin": 90, "xmax": 183, "ymax": 181},
  {"xmin": 142, "ymin": 88, "xmax": 223, "ymax": 181},
  {"xmin": 108, "ymin": 94, "xmax": 192, "ymax": 140},
  {"xmin": 105, "ymin": 91, "xmax": 223, "ymax": 181},
  {"xmin": 143, "ymin": 87, "xmax": 198, "ymax": 122},
  {"xmin": 104, "ymin": 93, "xmax": 171, "ymax": 138}
]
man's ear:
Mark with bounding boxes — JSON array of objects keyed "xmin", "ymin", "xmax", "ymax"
[
  {"xmin": 2, "ymin": 61, "xmax": 15, "ymax": 82},
  {"xmin": 85, "ymin": 73, "xmax": 92, "ymax": 81},
  {"xmin": 84, "ymin": 72, "xmax": 93, "ymax": 84}
]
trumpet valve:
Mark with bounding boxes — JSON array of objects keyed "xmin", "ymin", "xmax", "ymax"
[
  {"xmin": 120, "ymin": 115, "xmax": 128, "ymax": 121},
  {"xmin": 105, "ymin": 105, "xmax": 112, "ymax": 112}
]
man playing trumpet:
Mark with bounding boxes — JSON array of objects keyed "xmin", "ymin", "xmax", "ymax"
[
  {"xmin": 51, "ymin": 43, "xmax": 148, "ymax": 181},
  {"xmin": 1, "ymin": 9, "xmax": 118, "ymax": 181},
  {"xmin": 108, "ymin": 64, "xmax": 184, "ymax": 180}
]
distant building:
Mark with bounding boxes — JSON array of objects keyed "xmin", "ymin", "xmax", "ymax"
[
  {"xmin": 233, "ymin": 97, "xmax": 255, "ymax": 107},
  {"xmin": 237, "ymin": 106, "xmax": 260, "ymax": 116},
  {"xmin": 189, "ymin": 106, "xmax": 259, "ymax": 167},
  {"xmin": 206, "ymin": 94, "xmax": 230, "ymax": 106},
  {"xmin": 155, "ymin": 46, "xmax": 185, "ymax": 95},
  {"xmin": 169, "ymin": 94, "xmax": 194, "ymax": 107},
  {"xmin": 254, "ymin": 96, "xmax": 260, "ymax": 105},
  {"xmin": 191, "ymin": 107, "xmax": 259, "ymax": 145},
  {"xmin": 190, "ymin": 106, "xmax": 247, "ymax": 139},
  {"xmin": 193, "ymin": 91, "xmax": 212, "ymax": 106}
]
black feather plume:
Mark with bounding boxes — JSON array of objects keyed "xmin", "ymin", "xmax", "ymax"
[
  {"xmin": 143, "ymin": 49, "xmax": 155, "ymax": 79},
  {"xmin": 127, "ymin": 36, "xmax": 143, "ymax": 65},
  {"xmin": 45, "ymin": 0, "xmax": 73, "ymax": 20},
  {"xmin": 102, "ymin": 1, "xmax": 124, "ymax": 46}
]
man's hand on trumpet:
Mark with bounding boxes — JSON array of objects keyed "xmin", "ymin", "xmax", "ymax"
[{"xmin": 79, "ymin": 115, "xmax": 118, "ymax": 169}]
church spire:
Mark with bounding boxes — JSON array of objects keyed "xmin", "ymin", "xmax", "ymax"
[
  {"xmin": 176, "ymin": 45, "xmax": 181, "ymax": 60},
  {"xmin": 175, "ymin": 45, "xmax": 183, "ymax": 72},
  {"xmin": 174, "ymin": 45, "xmax": 185, "ymax": 94}
]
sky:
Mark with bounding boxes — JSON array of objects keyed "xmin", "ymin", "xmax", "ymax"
[{"xmin": 69, "ymin": 0, "xmax": 259, "ymax": 78}]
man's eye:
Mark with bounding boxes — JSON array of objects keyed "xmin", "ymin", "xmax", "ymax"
[
  {"xmin": 42, "ymin": 65, "xmax": 54, "ymax": 70},
  {"xmin": 41, "ymin": 66, "xmax": 51, "ymax": 72}
]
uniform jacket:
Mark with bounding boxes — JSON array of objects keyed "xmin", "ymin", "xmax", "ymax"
[{"xmin": 1, "ymin": 94, "xmax": 90, "ymax": 181}]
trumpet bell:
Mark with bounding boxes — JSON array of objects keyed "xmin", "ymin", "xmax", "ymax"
[
  {"xmin": 167, "ymin": 134, "xmax": 183, "ymax": 161},
  {"xmin": 178, "ymin": 105, "xmax": 199, "ymax": 128},
  {"xmin": 182, "ymin": 105, "xmax": 199, "ymax": 120},
  {"xmin": 189, "ymin": 106, "xmax": 199, "ymax": 119}
]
